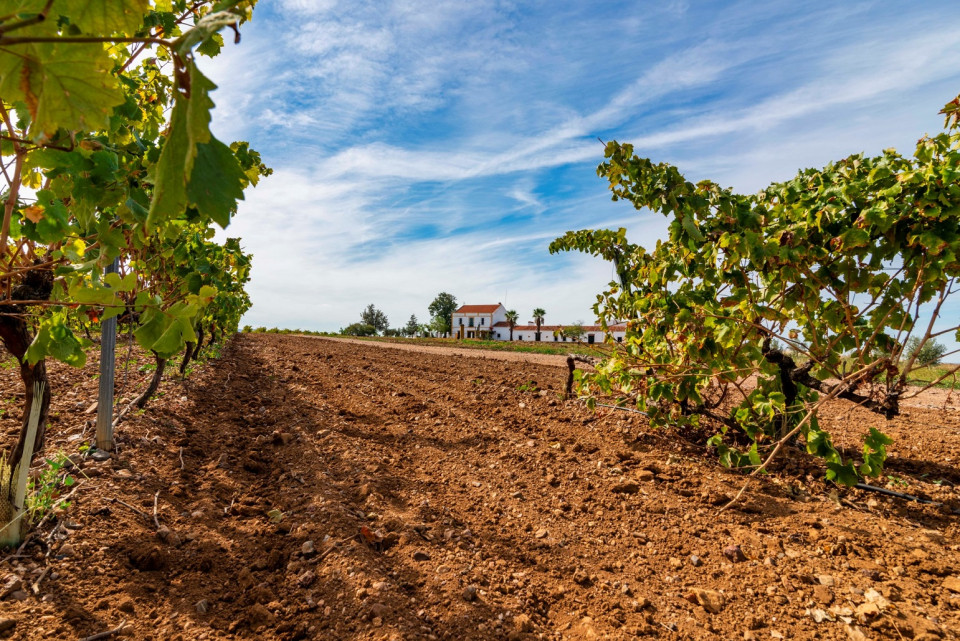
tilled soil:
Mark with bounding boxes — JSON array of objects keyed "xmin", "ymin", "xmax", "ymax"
[{"xmin": 0, "ymin": 334, "xmax": 958, "ymax": 640}]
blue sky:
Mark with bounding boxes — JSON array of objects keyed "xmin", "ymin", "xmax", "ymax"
[{"xmin": 203, "ymin": 0, "xmax": 960, "ymax": 334}]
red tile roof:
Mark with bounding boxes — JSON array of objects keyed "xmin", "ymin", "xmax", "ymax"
[{"xmin": 454, "ymin": 304, "xmax": 502, "ymax": 314}]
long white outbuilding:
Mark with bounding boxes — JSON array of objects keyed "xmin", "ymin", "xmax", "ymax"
[{"xmin": 451, "ymin": 303, "xmax": 626, "ymax": 344}]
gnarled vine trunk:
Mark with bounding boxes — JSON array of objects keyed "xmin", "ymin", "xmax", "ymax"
[
  {"xmin": 195, "ymin": 323, "xmax": 205, "ymax": 355},
  {"xmin": 135, "ymin": 351, "xmax": 166, "ymax": 409},
  {"xmin": 0, "ymin": 266, "xmax": 53, "ymax": 478}
]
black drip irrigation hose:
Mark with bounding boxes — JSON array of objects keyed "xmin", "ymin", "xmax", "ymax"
[
  {"xmin": 854, "ymin": 483, "xmax": 960, "ymax": 514},
  {"xmin": 855, "ymin": 482, "xmax": 936, "ymax": 504}
]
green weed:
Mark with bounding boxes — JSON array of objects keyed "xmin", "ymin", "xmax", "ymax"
[{"xmin": 26, "ymin": 452, "xmax": 76, "ymax": 522}]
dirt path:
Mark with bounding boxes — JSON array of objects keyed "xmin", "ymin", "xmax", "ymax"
[
  {"xmin": 0, "ymin": 334, "xmax": 957, "ymax": 640},
  {"xmin": 307, "ymin": 336, "xmax": 573, "ymax": 368}
]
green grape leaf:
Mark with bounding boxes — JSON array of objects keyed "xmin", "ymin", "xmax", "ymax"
[
  {"xmin": 26, "ymin": 319, "xmax": 87, "ymax": 367},
  {"xmin": 825, "ymin": 461, "xmax": 860, "ymax": 487},
  {"xmin": 860, "ymin": 427, "xmax": 893, "ymax": 478},
  {"xmin": 680, "ymin": 214, "xmax": 704, "ymax": 242},
  {"xmin": 60, "ymin": 0, "xmax": 151, "ymax": 35},
  {"xmin": 196, "ymin": 32, "xmax": 225, "ymax": 57},
  {"xmin": 147, "ymin": 62, "xmax": 217, "ymax": 226},
  {"xmin": 187, "ymin": 137, "xmax": 245, "ymax": 227},
  {"xmin": 186, "ymin": 64, "xmax": 216, "ymax": 149},
  {"xmin": 147, "ymin": 96, "xmax": 189, "ymax": 224},
  {"xmin": 69, "ymin": 284, "xmax": 120, "ymax": 306},
  {"xmin": 198, "ymin": 285, "xmax": 218, "ymax": 301},
  {"xmin": 151, "ymin": 316, "xmax": 197, "ymax": 358},
  {"xmin": 174, "ymin": 10, "xmax": 241, "ymax": 56},
  {"xmin": 102, "ymin": 272, "xmax": 137, "ymax": 292},
  {"xmin": 134, "ymin": 307, "xmax": 168, "ymax": 350}
]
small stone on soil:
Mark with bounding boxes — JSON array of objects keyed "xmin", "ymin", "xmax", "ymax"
[
  {"xmin": 195, "ymin": 599, "xmax": 210, "ymax": 614},
  {"xmin": 573, "ymin": 569, "xmax": 592, "ymax": 586},
  {"xmin": 684, "ymin": 587, "xmax": 725, "ymax": 614},
  {"xmin": 156, "ymin": 526, "xmax": 181, "ymax": 546},
  {"xmin": 722, "ymin": 544, "xmax": 746, "ymax": 563},
  {"xmin": 611, "ymin": 481, "xmax": 640, "ymax": 494},
  {"xmin": 0, "ymin": 619, "xmax": 15, "ymax": 633},
  {"xmin": 689, "ymin": 555, "xmax": 703, "ymax": 567},
  {"xmin": 0, "ymin": 575, "xmax": 22, "ymax": 599},
  {"xmin": 247, "ymin": 602, "xmax": 274, "ymax": 626},
  {"xmin": 514, "ymin": 613, "xmax": 534, "ymax": 632},
  {"xmin": 461, "ymin": 585, "xmax": 478, "ymax": 602},
  {"xmin": 412, "ymin": 550, "xmax": 431, "ymax": 561},
  {"xmin": 301, "ymin": 540, "xmax": 315, "ymax": 556}
]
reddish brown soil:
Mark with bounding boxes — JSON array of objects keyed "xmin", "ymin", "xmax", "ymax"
[{"xmin": 0, "ymin": 334, "xmax": 958, "ymax": 640}]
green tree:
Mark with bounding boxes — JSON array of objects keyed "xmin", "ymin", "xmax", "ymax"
[
  {"xmin": 532, "ymin": 308, "xmax": 546, "ymax": 341},
  {"xmin": 504, "ymin": 310, "xmax": 519, "ymax": 341},
  {"xmin": 551, "ymin": 95, "xmax": 960, "ymax": 485},
  {"xmin": 906, "ymin": 337, "xmax": 948, "ymax": 368},
  {"xmin": 427, "ymin": 292, "xmax": 457, "ymax": 337},
  {"xmin": 342, "ymin": 323, "xmax": 377, "ymax": 337},
  {"xmin": 404, "ymin": 314, "xmax": 419, "ymax": 337},
  {"xmin": 565, "ymin": 321, "xmax": 585, "ymax": 343},
  {"xmin": 360, "ymin": 304, "xmax": 389, "ymax": 334}
]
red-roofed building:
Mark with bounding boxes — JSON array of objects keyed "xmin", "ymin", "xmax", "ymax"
[{"xmin": 451, "ymin": 303, "xmax": 506, "ymax": 339}]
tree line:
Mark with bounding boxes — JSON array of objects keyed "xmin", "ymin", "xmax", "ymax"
[{"xmin": 340, "ymin": 293, "xmax": 459, "ymax": 337}]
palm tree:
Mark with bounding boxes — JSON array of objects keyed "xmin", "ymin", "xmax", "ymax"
[
  {"xmin": 505, "ymin": 310, "xmax": 519, "ymax": 341},
  {"xmin": 532, "ymin": 308, "xmax": 545, "ymax": 342}
]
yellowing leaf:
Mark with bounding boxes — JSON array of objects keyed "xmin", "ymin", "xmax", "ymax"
[
  {"xmin": 22, "ymin": 205, "xmax": 44, "ymax": 223},
  {"xmin": 64, "ymin": 238, "xmax": 87, "ymax": 261},
  {"xmin": 0, "ymin": 41, "xmax": 124, "ymax": 138}
]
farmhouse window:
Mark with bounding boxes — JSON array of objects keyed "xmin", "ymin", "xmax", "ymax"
[{"xmin": 469, "ymin": 317, "xmax": 474, "ymax": 327}]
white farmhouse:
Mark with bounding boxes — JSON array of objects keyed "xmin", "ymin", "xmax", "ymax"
[{"xmin": 451, "ymin": 303, "xmax": 507, "ymax": 339}]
